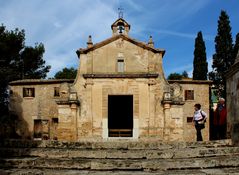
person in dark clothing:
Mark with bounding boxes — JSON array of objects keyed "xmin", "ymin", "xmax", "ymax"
[
  {"xmin": 214, "ymin": 98, "xmax": 227, "ymax": 140},
  {"xmin": 193, "ymin": 104, "xmax": 207, "ymax": 141}
]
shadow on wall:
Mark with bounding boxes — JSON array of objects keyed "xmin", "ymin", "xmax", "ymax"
[
  {"xmin": 0, "ymin": 93, "xmax": 45, "ymax": 173},
  {"xmin": 0, "ymin": 91, "xmax": 31, "ymax": 140}
]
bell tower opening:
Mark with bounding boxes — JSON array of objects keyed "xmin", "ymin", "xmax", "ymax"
[
  {"xmin": 117, "ymin": 22, "xmax": 125, "ymax": 34},
  {"xmin": 111, "ymin": 18, "xmax": 130, "ymax": 36},
  {"xmin": 108, "ymin": 95, "xmax": 133, "ymax": 137}
]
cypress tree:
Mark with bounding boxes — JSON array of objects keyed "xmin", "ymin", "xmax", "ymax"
[
  {"xmin": 209, "ymin": 10, "xmax": 234, "ymax": 98},
  {"xmin": 193, "ymin": 31, "xmax": 208, "ymax": 80},
  {"xmin": 233, "ymin": 33, "xmax": 239, "ymax": 61}
]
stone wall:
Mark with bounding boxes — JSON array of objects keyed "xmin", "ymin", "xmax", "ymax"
[
  {"xmin": 73, "ymin": 36, "xmax": 171, "ymax": 141},
  {"xmin": 168, "ymin": 80, "xmax": 211, "ymax": 142},
  {"xmin": 226, "ymin": 60, "xmax": 239, "ymax": 145},
  {"xmin": 73, "ymin": 78, "xmax": 167, "ymax": 140},
  {"xmin": 9, "ymin": 80, "xmax": 74, "ymax": 140}
]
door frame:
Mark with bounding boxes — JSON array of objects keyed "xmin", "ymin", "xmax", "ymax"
[{"xmin": 102, "ymin": 94, "xmax": 139, "ymax": 139}]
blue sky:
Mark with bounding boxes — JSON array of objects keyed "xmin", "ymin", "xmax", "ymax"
[{"xmin": 0, "ymin": 0, "xmax": 239, "ymax": 78}]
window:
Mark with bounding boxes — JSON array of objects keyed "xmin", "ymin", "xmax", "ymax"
[
  {"xmin": 237, "ymin": 79, "xmax": 239, "ymax": 90},
  {"xmin": 185, "ymin": 90, "xmax": 194, "ymax": 100},
  {"xmin": 54, "ymin": 87, "xmax": 60, "ymax": 97},
  {"xmin": 34, "ymin": 119, "xmax": 42, "ymax": 138},
  {"xmin": 23, "ymin": 88, "xmax": 35, "ymax": 97},
  {"xmin": 33, "ymin": 119, "xmax": 49, "ymax": 139},
  {"xmin": 52, "ymin": 118, "xmax": 59, "ymax": 123},
  {"xmin": 187, "ymin": 117, "xmax": 193, "ymax": 123},
  {"xmin": 117, "ymin": 59, "xmax": 124, "ymax": 72}
]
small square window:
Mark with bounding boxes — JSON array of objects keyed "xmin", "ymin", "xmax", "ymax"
[
  {"xmin": 117, "ymin": 59, "xmax": 124, "ymax": 72},
  {"xmin": 185, "ymin": 90, "xmax": 194, "ymax": 100},
  {"xmin": 54, "ymin": 87, "xmax": 60, "ymax": 97},
  {"xmin": 23, "ymin": 88, "xmax": 35, "ymax": 97},
  {"xmin": 187, "ymin": 117, "xmax": 193, "ymax": 123},
  {"xmin": 52, "ymin": 118, "xmax": 59, "ymax": 123}
]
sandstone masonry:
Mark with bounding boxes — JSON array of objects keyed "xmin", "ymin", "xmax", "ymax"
[{"xmin": 9, "ymin": 17, "xmax": 211, "ymax": 142}]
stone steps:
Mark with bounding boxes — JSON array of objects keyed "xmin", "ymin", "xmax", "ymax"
[
  {"xmin": 0, "ymin": 139, "xmax": 239, "ymax": 174},
  {"xmin": 2, "ymin": 168, "xmax": 239, "ymax": 175},
  {"xmin": 1, "ymin": 155, "xmax": 239, "ymax": 171},
  {"xmin": 0, "ymin": 139, "xmax": 232, "ymax": 149},
  {"xmin": 1, "ymin": 146, "xmax": 239, "ymax": 159}
]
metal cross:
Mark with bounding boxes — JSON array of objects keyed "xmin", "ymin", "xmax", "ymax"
[{"xmin": 118, "ymin": 7, "xmax": 123, "ymax": 18}]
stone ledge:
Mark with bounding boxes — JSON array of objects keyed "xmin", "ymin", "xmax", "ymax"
[
  {"xmin": 9, "ymin": 79, "xmax": 74, "ymax": 85},
  {"xmin": 161, "ymin": 100, "xmax": 185, "ymax": 105},
  {"xmin": 56, "ymin": 100, "xmax": 80, "ymax": 105},
  {"xmin": 168, "ymin": 80, "xmax": 213, "ymax": 85},
  {"xmin": 82, "ymin": 73, "xmax": 159, "ymax": 79}
]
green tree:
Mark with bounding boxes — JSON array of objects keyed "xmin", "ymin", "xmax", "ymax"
[
  {"xmin": 21, "ymin": 44, "xmax": 50, "ymax": 79},
  {"xmin": 232, "ymin": 33, "xmax": 239, "ymax": 61},
  {"xmin": 182, "ymin": 70, "xmax": 189, "ymax": 78},
  {"xmin": 0, "ymin": 24, "xmax": 50, "ymax": 114},
  {"xmin": 193, "ymin": 31, "xmax": 208, "ymax": 80},
  {"xmin": 0, "ymin": 26, "xmax": 24, "ymax": 114},
  {"xmin": 54, "ymin": 67, "xmax": 77, "ymax": 79},
  {"xmin": 209, "ymin": 10, "xmax": 234, "ymax": 98},
  {"xmin": 167, "ymin": 73, "xmax": 183, "ymax": 80}
]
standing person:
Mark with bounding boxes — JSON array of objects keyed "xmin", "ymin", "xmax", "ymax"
[
  {"xmin": 214, "ymin": 98, "xmax": 227, "ymax": 139},
  {"xmin": 193, "ymin": 104, "xmax": 207, "ymax": 141}
]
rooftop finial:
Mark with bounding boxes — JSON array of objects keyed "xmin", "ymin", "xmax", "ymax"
[
  {"xmin": 118, "ymin": 6, "xmax": 123, "ymax": 19},
  {"xmin": 87, "ymin": 35, "xmax": 93, "ymax": 48},
  {"xmin": 148, "ymin": 35, "xmax": 154, "ymax": 47}
]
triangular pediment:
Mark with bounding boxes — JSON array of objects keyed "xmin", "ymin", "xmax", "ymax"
[
  {"xmin": 76, "ymin": 34, "xmax": 165, "ymax": 57},
  {"xmin": 111, "ymin": 18, "xmax": 130, "ymax": 30}
]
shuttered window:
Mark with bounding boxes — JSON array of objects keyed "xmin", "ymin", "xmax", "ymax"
[
  {"xmin": 23, "ymin": 88, "xmax": 35, "ymax": 97},
  {"xmin": 54, "ymin": 87, "xmax": 60, "ymax": 97},
  {"xmin": 185, "ymin": 90, "xmax": 194, "ymax": 100}
]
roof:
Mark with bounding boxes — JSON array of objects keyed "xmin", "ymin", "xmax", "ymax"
[
  {"xmin": 76, "ymin": 34, "xmax": 165, "ymax": 57},
  {"xmin": 9, "ymin": 79, "xmax": 74, "ymax": 85},
  {"xmin": 111, "ymin": 18, "xmax": 130, "ymax": 30},
  {"xmin": 168, "ymin": 80, "xmax": 213, "ymax": 85}
]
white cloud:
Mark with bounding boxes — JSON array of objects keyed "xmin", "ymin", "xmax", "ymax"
[
  {"xmin": 207, "ymin": 56, "xmax": 213, "ymax": 72},
  {"xmin": 151, "ymin": 30, "xmax": 214, "ymax": 41},
  {"xmin": 132, "ymin": 0, "xmax": 210, "ymax": 29},
  {"xmin": 0, "ymin": 0, "xmax": 211, "ymax": 77},
  {"xmin": 167, "ymin": 56, "xmax": 213, "ymax": 78},
  {"xmin": 0, "ymin": 0, "xmax": 118, "ymax": 77}
]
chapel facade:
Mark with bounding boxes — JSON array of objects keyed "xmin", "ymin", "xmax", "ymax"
[{"xmin": 9, "ymin": 17, "xmax": 211, "ymax": 142}]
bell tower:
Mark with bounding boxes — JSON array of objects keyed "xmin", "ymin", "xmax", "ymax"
[{"xmin": 111, "ymin": 8, "xmax": 130, "ymax": 36}]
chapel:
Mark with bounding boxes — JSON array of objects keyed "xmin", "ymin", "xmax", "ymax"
[{"xmin": 9, "ymin": 17, "xmax": 211, "ymax": 141}]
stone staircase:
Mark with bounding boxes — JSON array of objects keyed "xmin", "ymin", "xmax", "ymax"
[{"xmin": 0, "ymin": 139, "xmax": 239, "ymax": 174}]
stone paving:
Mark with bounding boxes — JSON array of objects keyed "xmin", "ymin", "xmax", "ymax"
[{"xmin": 1, "ymin": 139, "xmax": 239, "ymax": 175}]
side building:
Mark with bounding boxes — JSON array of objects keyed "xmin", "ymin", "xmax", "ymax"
[
  {"xmin": 9, "ymin": 79, "xmax": 74, "ymax": 140},
  {"xmin": 168, "ymin": 80, "xmax": 211, "ymax": 141}
]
